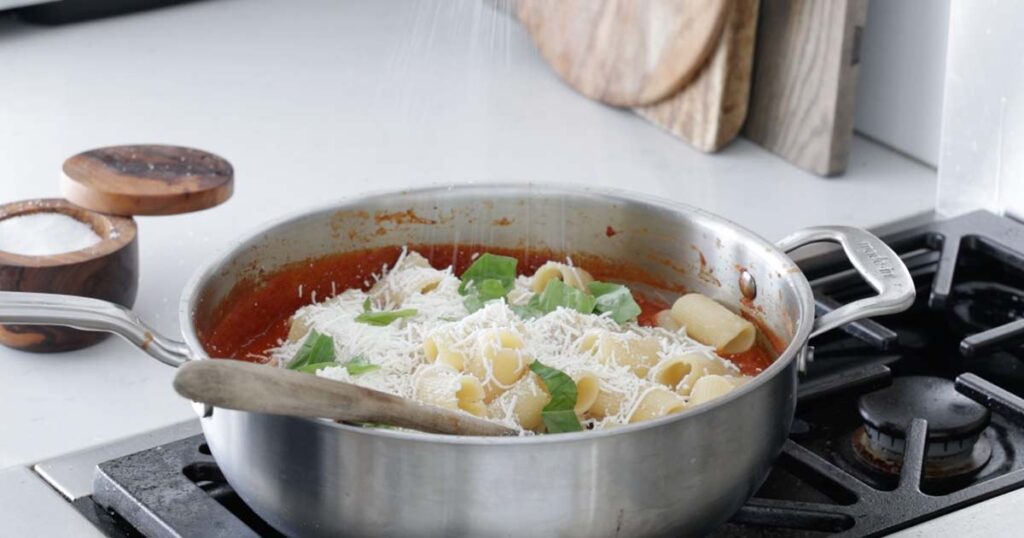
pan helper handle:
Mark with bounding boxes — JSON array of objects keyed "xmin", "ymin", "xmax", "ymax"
[
  {"xmin": 776, "ymin": 226, "xmax": 915, "ymax": 339},
  {"xmin": 0, "ymin": 291, "xmax": 190, "ymax": 366}
]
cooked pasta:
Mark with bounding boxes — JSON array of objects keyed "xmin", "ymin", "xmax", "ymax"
[
  {"xmin": 530, "ymin": 261, "xmax": 594, "ymax": 292},
  {"xmin": 688, "ymin": 375, "xmax": 746, "ymax": 407},
  {"xmin": 582, "ymin": 332, "xmax": 661, "ymax": 377},
  {"xmin": 489, "ymin": 372, "xmax": 549, "ymax": 430},
  {"xmin": 269, "ymin": 248, "xmax": 763, "ymax": 435},
  {"xmin": 650, "ymin": 356, "xmax": 690, "ymax": 388},
  {"xmin": 286, "ymin": 314, "xmax": 312, "ymax": 343},
  {"xmin": 669, "ymin": 293, "xmax": 756, "ymax": 354},
  {"xmin": 629, "ymin": 386, "xmax": 687, "ymax": 423},
  {"xmin": 653, "ymin": 309, "xmax": 681, "ymax": 332},
  {"xmin": 423, "ymin": 334, "xmax": 468, "ymax": 371},
  {"xmin": 467, "ymin": 329, "xmax": 530, "ymax": 401},
  {"xmin": 588, "ymin": 386, "xmax": 629, "ymax": 420},
  {"xmin": 675, "ymin": 353, "xmax": 735, "ymax": 396},
  {"xmin": 413, "ymin": 364, "xmax": 487, "ymax": 417},
  {"xmin": 573, "ymin": 371, "xmax": 600, "ymax": 414}
]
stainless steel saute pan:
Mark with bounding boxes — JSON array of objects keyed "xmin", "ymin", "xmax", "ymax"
[{"xmin": 0, "ymin": 184, "xmax": 914, "ymax": 537}]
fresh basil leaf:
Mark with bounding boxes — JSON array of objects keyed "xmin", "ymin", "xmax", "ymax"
[
  {"xmin": 463, "ymin": 294, "xmax": 486, "ymax": 313},
  {"xmin": 535, "ymin": 279, "xmax": 597, "ymax": 315},
  {"xmin": 343, "ymin": 356, "xmax": 380, "ymax": 375},
  {"xmin": 476, "ymin": 278, "xmax": 509, "ymax": 301},
  {"xmin": 463, "ymin": 278, "xmax": 509, "ymax": 313},
  {"xmin": 510, "ymin": 302, "xmax": 544, "ymax": 320},
  {"xmin": 588, "ymin": 281, "xmax": 642, "ymax": 323},
  {"xmin": 529, "ymin": 360, "xmax": 582, "ymax": 433},
  {"xmin": 459, "ymin": 253, "xmax": 517, "ymax": 295},
  {"xmin": 293, "ymin": 360, "xmax": 339, "ymax": 374},
  {"xmin": 539, "ymin": 409, "xmax": 582, "ymax": 434},
  {"xmin": 362, "ymin": 297, "xmax": 372, "ymax": 312},
  {"xmin": 287, "ymin": 330, "xmax": 336, "ymax": 370},
  {"xmin": 355, "ymin": 308, "xmax": 417, "ymax": 326}
]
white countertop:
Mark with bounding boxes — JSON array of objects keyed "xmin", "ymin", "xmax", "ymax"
[{"xmin": 0, "ymin": 0, "xmax": 937, "ymax": 533}]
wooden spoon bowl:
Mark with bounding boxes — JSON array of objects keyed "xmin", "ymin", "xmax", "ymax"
[{"xmin": 0, "ymin": 198, "xmax": 138, "ymax": 352}]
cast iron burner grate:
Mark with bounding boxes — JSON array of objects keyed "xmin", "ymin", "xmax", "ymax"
[
  {"xmin": 720, "ymin": 374, "xmax": 1024, "ymax": 537},
  {"xmin": 713, "ymin": 210, "xmax": 1024, "ymax": 536},
  {"xmin": 77, "ymin": 435, "xmax": 284, "ymax": 538}
]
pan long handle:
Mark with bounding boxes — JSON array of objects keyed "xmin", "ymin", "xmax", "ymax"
[
  {"xmin": 777, "ymin": 226, "xmax": 916, "ymax": 340},
  {"xmin": 0, "ymin": 291, "xmax": 191, "ymax": 367}
]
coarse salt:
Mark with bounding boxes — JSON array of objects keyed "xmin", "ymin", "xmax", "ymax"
[{"xmin": 0, "ymin": 212, "xmax": 102, "ymax": 256}]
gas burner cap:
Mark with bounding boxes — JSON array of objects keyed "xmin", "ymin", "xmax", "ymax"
[
  {"xmin": 854, "ymin": 377, "xmax": 993, "ymax": 479},
  {"xmin": 859, "ymin": 376, "xmax": 990, "ymax": 447}
]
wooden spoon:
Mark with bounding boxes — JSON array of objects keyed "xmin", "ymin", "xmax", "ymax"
[{"xmin": 173, "ymin": 359, "xmax": 516, "ymax": 437}]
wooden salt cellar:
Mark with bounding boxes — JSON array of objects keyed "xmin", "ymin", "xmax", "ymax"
[
  {"xmin": 0, "ymin": 199, "xmax": 138, "ymax": 352},
  {"xmin": 0, "ymin": 144, "xmax": 233, "ymax": 353}
]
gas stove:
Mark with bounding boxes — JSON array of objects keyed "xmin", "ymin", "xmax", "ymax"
[{"xmin": 30, "ymin": 210, "xmax": 1024, "ymax": 537}]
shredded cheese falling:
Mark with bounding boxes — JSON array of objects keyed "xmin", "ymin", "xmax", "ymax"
[{"xmin": 268, "ymin": 248, "xmax": 742, "ymax": 434}]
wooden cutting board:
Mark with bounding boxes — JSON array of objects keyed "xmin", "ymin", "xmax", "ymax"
[
  {"xmin": 518, "ymin": 0, "xmax": 732, "ymax": 107},
  {"xmin": 743, "ymin": 0, "xmax": 869, "ymax": 176},
  {"xmin": 519, "ymin": 0, "xmax": 760, "ymax": 152},
  {"xmin": 634, "ymin": 0, "xmax": 760, "ymax": 152}
]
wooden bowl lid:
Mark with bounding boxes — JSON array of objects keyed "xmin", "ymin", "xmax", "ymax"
[{"xmin": 61, "ymin": 145, "xmax": 233, "ymax": 216}]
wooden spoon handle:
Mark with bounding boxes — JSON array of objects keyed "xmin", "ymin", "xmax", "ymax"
[{"xmin": 173, "ymin": 359, "xmax": 516, "ymax": 437}]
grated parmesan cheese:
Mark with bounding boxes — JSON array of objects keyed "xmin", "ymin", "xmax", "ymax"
[{"xmin": 268, "ymin": 248, "xmax": 745, "ymax": 434}]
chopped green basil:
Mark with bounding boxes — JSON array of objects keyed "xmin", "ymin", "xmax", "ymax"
[
  {"xmin": 459, "ymin": 253, "xmax": 517, "ymax": 295},
  {"xmin": 355, "ymin": 308, "xmax": 418, "ymax": 326},
  {"xmin": 588, "ymin": 281, "xmax": 642, "ymax": 323},
  {"xmin": 461, "ymin": 254, "xmax": 518, "ymax": 313},
  {"xmin": 533, "ymin": 278, "xmax": 597, "ymax": 315},
  {"xmin": 476, "ymin": 278, "xmax": 509, "ymax": 301},
  {"xmin": 529, "ymin": 360, "xmax": 582, "ymax": 433},
  {"xmin": 538, "ymin": 409, "xmax": 581, "ymax": 434},
  {"xmin": 343, "ymin": 356, "xmax": 380, "ymax": 375},
  {"xmin": 510, "ymin": 302, "xmax": 545, "ymax": 320},
  {"xmin": 287, "ymin": 330, "xmax": 336, "ymax": 371},
  {"xmin": 463, "ymin": 294, "xmax": 486, "ymax": 313},
  {"xmin": 293, "ymin": 360, "xmax": 340, "ymax": 373},
  {"xmin": 362, "ymin": 297, "xmax": 372, "ymax": 312},
  {"xmin": 463, "ymin": 277, "xmax": 510, "ymax": 313}
]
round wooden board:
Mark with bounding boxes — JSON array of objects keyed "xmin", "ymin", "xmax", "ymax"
[
  {"xmin": 518, "ymin": 0, "xmax": 731, "ymax": 107},
  {"xmin": 61, "ymin": 145, "xmax": 233, "ymax": 216}
]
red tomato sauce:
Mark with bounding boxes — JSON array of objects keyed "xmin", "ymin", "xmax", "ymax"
[
  {"xmin": 723, "ymin": 347, "xmax": 775, "ymax": 376},
  {"xmin": 202, "ymin": 245, "xmax": 780, "ymax": 375},
  {"xmin": 634, "ymin": 296, "xmax": 665, "ymax": 328},
  {"xmin": 631, "ymin": 296, "xmax": 774, "ymax": 375}
]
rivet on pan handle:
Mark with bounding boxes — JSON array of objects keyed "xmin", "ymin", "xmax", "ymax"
[{"xmin": 777, "ymin": 226, "xmax": 916, "ymax": 340}]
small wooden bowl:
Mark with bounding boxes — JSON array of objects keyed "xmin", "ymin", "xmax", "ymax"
[{"xmin": 0, "ymin": 199, "xmax": 138, "ymax": 352}]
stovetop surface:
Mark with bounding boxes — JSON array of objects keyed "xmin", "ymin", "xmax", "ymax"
[{"xmin": 51, "ymin": 211, "xmax": 1024, "ymax": 537}]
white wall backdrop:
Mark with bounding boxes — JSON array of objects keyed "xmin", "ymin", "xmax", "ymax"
[{"xmin": 854, "ymin": 0, "xmax": 950, "ymax": 167}]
